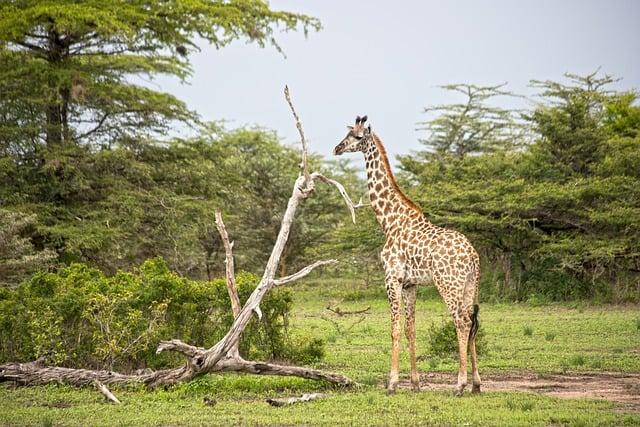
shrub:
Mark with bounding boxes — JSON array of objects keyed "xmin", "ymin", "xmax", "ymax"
[
  {"xmin": 425, "ymin": 316, "xmax": 487, "ymax": 358},
  {"xmin": 0, "ymin": 257, "xmax": 324, "ymax": 371},
  {"xmin": 568, "ymin": 354, "xmax": 586, "ymax": 367}
]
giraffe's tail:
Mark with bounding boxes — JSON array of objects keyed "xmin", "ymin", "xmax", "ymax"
[{"xmin": 469, "ymin": 304, "xmax": 480, "ymax": 341}]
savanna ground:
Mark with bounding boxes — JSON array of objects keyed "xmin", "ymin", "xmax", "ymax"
[{"xmin": 2, "ymin": 279, "xmax": 639, "ymax": 426}]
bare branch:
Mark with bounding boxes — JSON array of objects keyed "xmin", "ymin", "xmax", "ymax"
[
  {"xmin": 156, "ymin": 339, "xmax": 203, "ymax": 358},
  {"xmin": 326, "ymin": 305, "xmax": 371, "ymax": 316},
  {"xmin": 273, "ymin": 259, "xmax": 338, "ymax": 286},
  {"xmin": 311, "ymin": 173, "xmax": 357, "ymax": 223},
  {"xmin": 354, "ymin": 196, "xmax": 368, "ymax": 209},
  {"xmin": 284, "ymin": 85, "xmax": 310, "ymax": 182},
  {"xmin": 94, "ymin": 380, "xmax": 121, "ymax": 404},
  {"xmin": 76, "ymin": 113, "xmax": 110, "ymax": 140},
  {"xmin": 214, "ymin": 210, "xmax": 241, "ymax": 319}
]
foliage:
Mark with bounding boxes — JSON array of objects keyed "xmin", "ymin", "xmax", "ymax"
[
  {"xmin": 308, "ymin": 159, "xmax": 384, "ymax": 286},
  {"xmin": 415, "ymin": 83, "xmax": 526, "ymax": 160},
  {"xmin": 0, "ymin": 209, "xmax": 56, "ymax": 287},
  {"xmin": 0, "ymin": 126, "xmax": 354, "ymax": 282},
  {"xmin": 0, "ymin": 0, "xmax": 319, "ymax": 149},
  {"xmin": 0, "ymin": 0, "xmax": 328, "ymax": 287},
  {"xmin": 401, "ymin": 71, "xmax": 640, "ymax": 302},
  {"xmin": 425, "ymin": 316, "xmax": 486, "ymax": 358},
  {"xmin": 0, "ymin": 257, "xmax": 324, "ymax": 371}
]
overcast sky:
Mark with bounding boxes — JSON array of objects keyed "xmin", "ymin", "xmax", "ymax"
[{"xmin": 155, "ymin": 0, "xmax": 640, "ymax": 164}]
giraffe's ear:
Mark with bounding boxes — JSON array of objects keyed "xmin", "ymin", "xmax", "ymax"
[
  {"xmin": 355, "ymin": 116, "xmax": 361, "ymax": 125},
  {"xmin": 367, "ymin": 125, "xmax": 372, "ymax": 133},
  {"xmin": 346, "ymin": 125, "xmax": 354, "ymax": 130}
]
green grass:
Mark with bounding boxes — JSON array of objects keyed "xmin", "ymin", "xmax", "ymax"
[
  {"xmin": 2, "ymin": 381, "xmax": 638, "ymax": 426},
  {"xmin": 2, "ymin": 278, "xmax": 639, "ymax": 426},
  {"xmin": 292, "ymin": 280, "xmax": 640, "ymax": 380}
]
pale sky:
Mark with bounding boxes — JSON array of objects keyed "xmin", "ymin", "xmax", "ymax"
[{"xmin": 155, "ymin": 0, "xmax": 640, "ymax": 164}]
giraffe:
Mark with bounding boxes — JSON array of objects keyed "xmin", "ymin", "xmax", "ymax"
[{"xmin": 334, "ymin": 115, "xmax": 481, "ymax": 396}]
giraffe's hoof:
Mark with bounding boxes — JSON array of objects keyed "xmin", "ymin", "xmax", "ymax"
[
  {"xmin": 454, "ymin": 385, "xmax": 466, "ymax": 397},
  {"xmin": 472, "ymin": 384, "xmax": 481, "ymax": 394},
  {"xmin": 411, "ymin": 382, "xmax": 421, "ymax": 392},
  {"xmin": 386, "ymin": 381, "xmax": 398, "ymax": 395}
]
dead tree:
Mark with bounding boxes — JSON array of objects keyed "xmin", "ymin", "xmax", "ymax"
[{"xmin": 0, "ymin": 86, "xmax": 357, "ymax": 393}]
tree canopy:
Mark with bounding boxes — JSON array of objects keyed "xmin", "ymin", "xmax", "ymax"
[
  {"xmin": 0, "ymin": 0, "xmax": 320, "ymax": 151},
  {"xmin": 400, "ymin": 71, "xmax": 640, "ymax": 302}
]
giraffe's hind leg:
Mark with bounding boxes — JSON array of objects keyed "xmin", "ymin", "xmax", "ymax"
[
  {"xmin": 402, "ymin": 284, "xmax": 419, "ymax": 391},
  {"xmin": 469, "ymin": 304, "xmax": 481, "ymax": 393},
  {"xmin": 453, "ymin": 309, "xmax": 471, "ymax": 397},
  {"xmin": 434, "ymin": 277, "xmax": 472, "ymax": 396}
]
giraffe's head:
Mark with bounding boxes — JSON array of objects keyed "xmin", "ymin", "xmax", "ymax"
[{"xmin": 333, "ymin": 115, "xmax": 372, "ymax": 155}]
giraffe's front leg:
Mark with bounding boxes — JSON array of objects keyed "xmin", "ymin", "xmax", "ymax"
[{"xmin": 385, "ymin": 276, "xmax": 403, "ymax": 394}]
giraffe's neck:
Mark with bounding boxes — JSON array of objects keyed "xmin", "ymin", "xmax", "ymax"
[{"xmin": 364, "ymin": 134, "xmax": 422, "ymax": 233}]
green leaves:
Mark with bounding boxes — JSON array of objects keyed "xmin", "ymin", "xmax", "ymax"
[
  {"xmin": 403, "ymin": 72, "xmax": 640, "ymax": 302},
  {"xmin": 416, "ymin": 83, "xmax": 526, "ymax": 160},
  {"xmin": 0, "ymin": 257, "xmax": 311, "ymax": 370},
  {"xmin": 0, "ymin": 0, "xmax": 320, "ymax": 148}
]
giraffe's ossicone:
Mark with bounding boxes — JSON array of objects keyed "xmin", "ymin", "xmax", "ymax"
[{"xmin": 334, "ymin": 115, "xmax": 481, "ymax": 396}]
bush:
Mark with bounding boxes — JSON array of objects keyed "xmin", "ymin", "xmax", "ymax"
[
  {"xmin": 0, "ymin": 257, "xmax": 324, "ymax": 371},
  {"xmin": 426, "ymin": 316, "xmax": 487, "ymax": 358},
  {"xmin": 523, "ymin": 325, "xmax": 534, "ymax": 336}
]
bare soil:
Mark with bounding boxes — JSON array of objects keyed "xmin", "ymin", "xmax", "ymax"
[{"xmin": 399, "ymin": 372, "xmax": 640, "ymax": 412}]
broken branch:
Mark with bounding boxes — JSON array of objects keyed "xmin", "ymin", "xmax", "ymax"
[
  {"xmin": 214, "ymin": 210, "xmax": 241, "ymax": 319},
  {"xmin": 326, "ymin": 305, "xmax": 371, "ymax": 317},
  {"xmin": 94, "ymin": 380, "xmax": 121, "ymax": 404},
  {"xmin": 311, "ymin": 172, "xmax": 357, "ymax": 223},
  {"xmin": 273, "ymin": 259, "xmax": 338, "ymax": 286},
  {"xmin": 284, "ymin": 85, "xmax": 310, "ymax": 182},
  {"xmin": 267, "ymin": 392, "xmax": 326, "ymax": 407}
]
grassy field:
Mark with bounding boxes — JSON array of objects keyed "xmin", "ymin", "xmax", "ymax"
[{"xmin": 2, "ymin": 279, "xmax": 639, "ymax": 426}]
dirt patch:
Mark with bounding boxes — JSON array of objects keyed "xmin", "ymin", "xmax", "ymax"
[{"xmin": 398, "ymin": 372, "xmax": 640, "ymax": 412}]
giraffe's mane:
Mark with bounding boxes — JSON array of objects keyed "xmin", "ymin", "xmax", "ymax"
[{"xmin": 371, "ymin": 133, "xmax": 423, "ymax": 213}]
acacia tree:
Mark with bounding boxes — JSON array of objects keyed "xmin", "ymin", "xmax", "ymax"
[
  {"xmin": 0, "ymin": 0, "xmax": 319, "ymax": 151},
  {"xmin": 527, "ymin": 71, "xmax": 617, "ymax": 176},
  {"xmin": 415, "ymin": 83, "xmax": 526, "ymax": 160}
]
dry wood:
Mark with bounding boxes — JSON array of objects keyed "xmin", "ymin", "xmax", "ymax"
[
  {"xmin": 0, "ymin": 85, "xmax": 355, "ymax": 391},
  {"xmin": 94, "ymin": 380, "xmax": 120, "ymax": 404},
  {"xmin": 267, "ymin": 392, "xmax": 325, "ymax": 407},
  {"xmin": 214, "ymin": 209, "xmax": 241, "ymax": 357},
  {"xmin": 326, "ymin": 305, "xmax": 371, "ymax": 316},
  {"xmin": 273, "ymin": 259, "xmax": 338, "ymax": 285},
  {"xmin": 214, "ymin": 209, "xmax": 240, "ymax": 319},
  {"xmin": 284, "ymin": 85, "xmax": 309, "ymax": 182},
  {"xmin": 311, "ymin": 173, "xmax": 357, "ymax": 224}
]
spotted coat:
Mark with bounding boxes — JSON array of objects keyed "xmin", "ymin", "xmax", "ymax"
[{"xmin": 334, "ymin": 116, "xmax": 481, "ymax": 395}]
